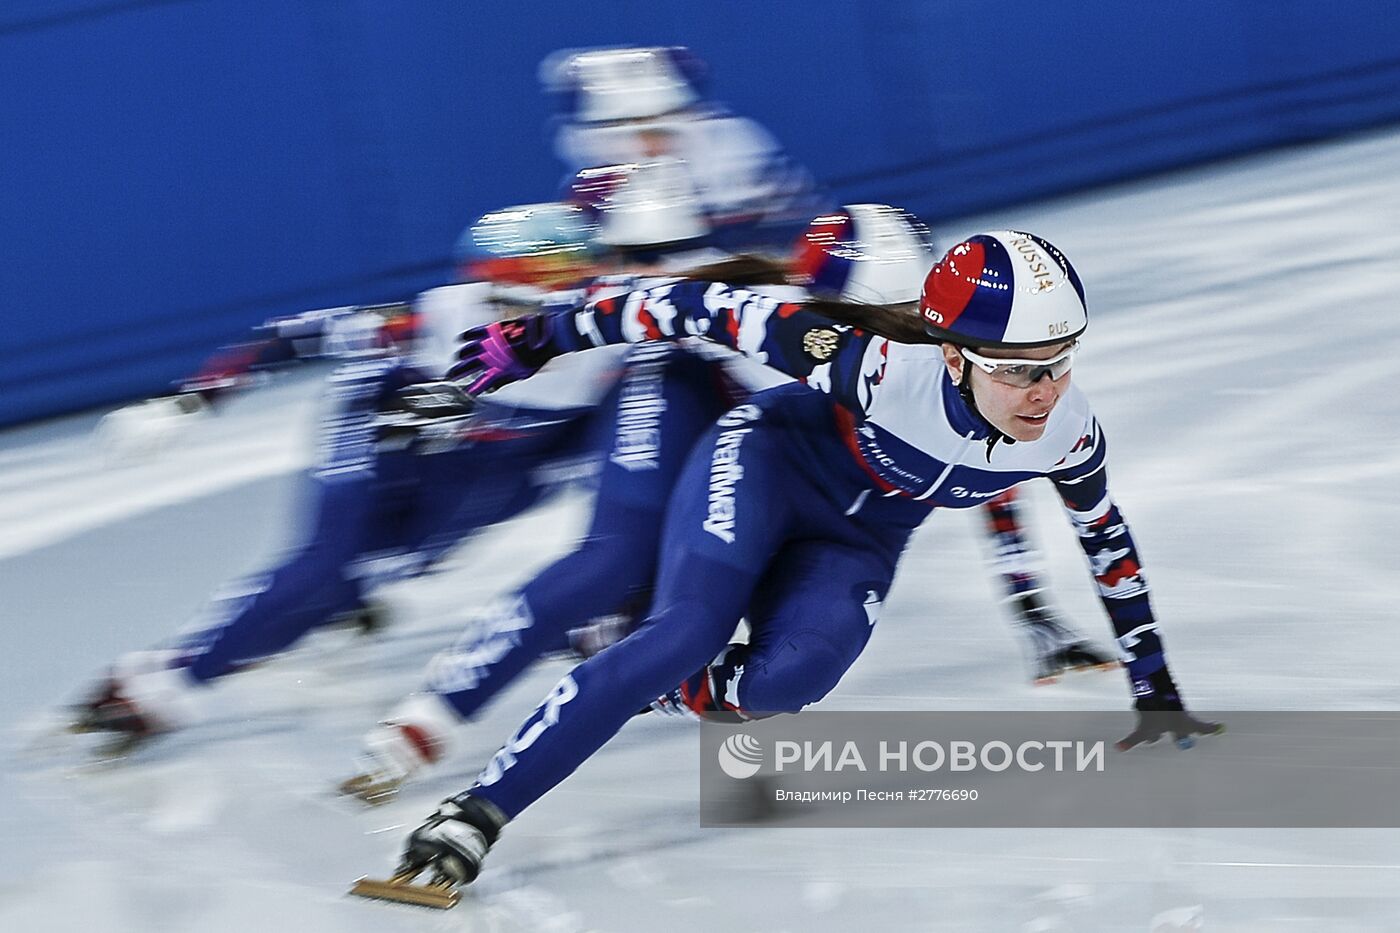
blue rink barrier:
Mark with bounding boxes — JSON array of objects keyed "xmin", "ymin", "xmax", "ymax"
[{"xmin": 4, "ymin": 0, "xmax": 1399, "ymax": 426}]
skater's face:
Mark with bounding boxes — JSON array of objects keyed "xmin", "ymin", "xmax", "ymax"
[
  {"xmin": 635, "ymin": 127, "xmax": 676, "ymax": 159},
  {"xmin": 942, "ymin": 341, "xmax": 1074, "ymax": 442}
]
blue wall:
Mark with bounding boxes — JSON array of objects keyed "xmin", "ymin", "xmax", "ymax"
[{"xmin": 4, "ymin": 1, "xmax": 1400, "ymax": 425}]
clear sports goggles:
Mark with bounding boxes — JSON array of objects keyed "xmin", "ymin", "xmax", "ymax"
[{"xmin": 959, "ymin": 340, "xmax": 1078, "ymax": 388}]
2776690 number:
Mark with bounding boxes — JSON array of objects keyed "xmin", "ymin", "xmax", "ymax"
[{"xmin": 908, "ymin": 788, "xmax": 979, "ymax": 802}]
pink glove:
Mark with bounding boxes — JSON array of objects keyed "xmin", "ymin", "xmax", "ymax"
[{"xmin": 448, "ymin": 317, "xmax": 560, "ymax": 395}]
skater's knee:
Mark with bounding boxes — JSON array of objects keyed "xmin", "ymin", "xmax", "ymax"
[{"xmin": 726, "ymin": 630, "xmax": 852, "ymax": 714}]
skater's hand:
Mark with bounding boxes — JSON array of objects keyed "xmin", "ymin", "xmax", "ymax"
[
  {"xmin": 1117, "ymin": 667, "xmax": 1223, "ymax": 751},
  {"xmin": 400, "ymin": 798, "xmax": 498, "ymax": 885},
  {"xmin": 449, "ymin": 316, "xmax": 559, "ymax": 395}
]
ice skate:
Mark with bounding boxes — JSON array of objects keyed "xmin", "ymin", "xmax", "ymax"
[
  {"xmin": 647, "ymin": 683, "xmax": 703, "ymax": 719},
  {"xmin": 339, "ymin": 694, "xmax": 458, "ymax": 805},
  {"xmin": 350, "ymin": 794, "xmax": 505, "ymax": 908},
  {"xmin": 348, "ymin": 866, "xmax": 462, "ymax": 910},
  {"xmin": 1033, "ymin": 640, "xmax": 1118, "ymax": 685},
  {"xmin": 1011, "ymin": 593, "xmax": 1118, "ymax": 685},
  {"xmin": 69, "ymin": 679, "xmax": 165, "ymax": 757},
  {"xmin": 647, "ymin": 661, "xmax": 746, "ymax": 721},
  {"xmin": 67, "ymin": 653, "xmax": 200, "ymax": 758}
]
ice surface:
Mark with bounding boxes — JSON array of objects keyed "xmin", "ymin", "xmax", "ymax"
[{"xmin": 3, "ymin": 128, "xmax": 1400, "ymax": 931}]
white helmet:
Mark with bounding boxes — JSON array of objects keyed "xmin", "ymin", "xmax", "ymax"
[
  {"xmin": 791, "ymin": 204, "xmax": 934, "ymax": 304},
  {"xmin": 574, "ymin": 159, "xmax": 710, "ymax": 249},
  {"xmin": 542, "ymin": 46, "xmax": 706, "ymax": 124},
  {"xmin": 919, "ymin": 231, "xmax": 1087, "ymax": 348},
  {"xmin": 454, "ymin": 202, "xmax": 598, "ymax": 288}
]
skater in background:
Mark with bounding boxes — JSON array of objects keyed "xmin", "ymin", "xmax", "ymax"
[
  {"xmin": 69, "ymin": 202, "xmax": 624, "ymax": 750},
  {"xmin": 542, "ymin": 45, "xmax": 819, "ymax": 251},
  {"xmin": 66, "ymin": 184, "xmax": 816, "ymax": 755},
  {"xmin": 96, "ymin": 202, "xmax": 600, "ymax": 461}
]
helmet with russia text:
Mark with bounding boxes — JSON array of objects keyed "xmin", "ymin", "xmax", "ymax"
[
  {"xmin": 791, "ymin": 204, "xmax": 933, "ymax": 305},
  {"xmin": 919, "ymin": 231, "xmax": 1087, "ymax": 348}
]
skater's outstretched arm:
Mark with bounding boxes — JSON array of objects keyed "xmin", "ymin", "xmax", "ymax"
[
  {"xmin": 178, "ymin": 301, "xmax": 419, "ymax": 403},
  {"xmin": 97, "ymin": 302, "xmax": 420, "ymax": 460},
  {"xmin": 1049, "ymin": 415, "xmax": 1220, "ymax": 748},
  {"xmin": 449, "ymin": 278, "xmax": 925, "ymax": 415}
]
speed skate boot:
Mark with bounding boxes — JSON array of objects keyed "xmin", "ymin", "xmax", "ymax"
[
  {"xmin": 69, "ymin": 651, "xmax": 200, "ymax": 756},
  {"xmin": 72, "ymin": 680, "xmax": 147, "ymax": 735},
  {"xmin": 349, "ymin": 794, "xmax": 508, "ymax": 909},
  {"xmin": 647, "ymin": 646, "xmax": 747, "ymax": 722},
  {"xmin": 339, "ymin": 693, "xmax": 460, "ymax": 805},
  {"xmin": 647, "ymin": 664, "xmax": 710, "ymax": 718},
  {"xmin": 1013, "ymin": 593, "xmax": 1118, "ymax": 685}
]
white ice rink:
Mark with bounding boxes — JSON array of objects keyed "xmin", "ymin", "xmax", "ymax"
[{"xmin": 3, "ymin": 127, "xmax": 1400, "ymax": 932}]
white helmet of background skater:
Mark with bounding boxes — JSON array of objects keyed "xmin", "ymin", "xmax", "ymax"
[
  {"xmin": 792, "ymin": 204, "xmax": 934, "ymax": 304},
  {"xmin": 541, "ymin": 46, "xmax": 707, "ymax": 124}
]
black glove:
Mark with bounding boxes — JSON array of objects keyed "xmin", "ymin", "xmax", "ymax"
[
  {"xmin": 1118, "ymin": 666, "xmax": 1223, "ymax": 751},
  {"xmin": 401, "ymin": 794, "xmax": 505, "ymax": 885}
]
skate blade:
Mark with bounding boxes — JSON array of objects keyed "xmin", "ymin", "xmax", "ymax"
[
  {"xmin": 15, "ymin": 716, "xmax": 88, "ymax": 764},
  {"xmin": 337, "ymin": 773, "xmax": 402, "ymax": 807},
  {"xmin": 85, "ymin": 729, "xmax": 159, "ymax": 763},
  {"xmin": 53, "ymin": 721, "xmax": 154, "ymax": 764},
  {"xmin": 348, "ymin": 873, "xmax": 460, "ymax": 909},
  {"xmin": 1033, "ymin": 660, "xmax": 1120, "ymax": 686},
  {"xmin": 1178, "ymin": 722, "xmax": 1227, "ymax": 749}
]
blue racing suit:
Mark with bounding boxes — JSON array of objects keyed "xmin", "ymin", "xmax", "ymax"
[{"xmin": 465, "ymin": 278, "xmax": 1164, "ymax": 818}]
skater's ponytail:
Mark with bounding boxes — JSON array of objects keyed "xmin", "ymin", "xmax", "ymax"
[
  {"xmin": 675, "ymin": 256, "xmax": 937, "ymax": 345},
  {"xmin": 803, "ymin": 299, "xmax": 938, "ymax": 345},
  {"xmin": 676, "ymin": 254, "xmax": 792, "ymax": 286}
]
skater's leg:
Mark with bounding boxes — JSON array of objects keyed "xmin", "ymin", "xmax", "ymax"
[
  {"xmin": 469, "ymin": 404, "xmax": 792, "ymax": 819},
  {"xmin": 180, "ymin": 472, "xmax": 375, "ymax": 681},
  {"xmin": 700, "ymin": 539, "xmax": 897, "ymax": 716},
  {"xmin": 73, "ymin": 361, "xmax": 407, "ymax": 734},
  {"xmin": 422, "ymin": 345, "xmax": 732, "ymax": 714}
]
